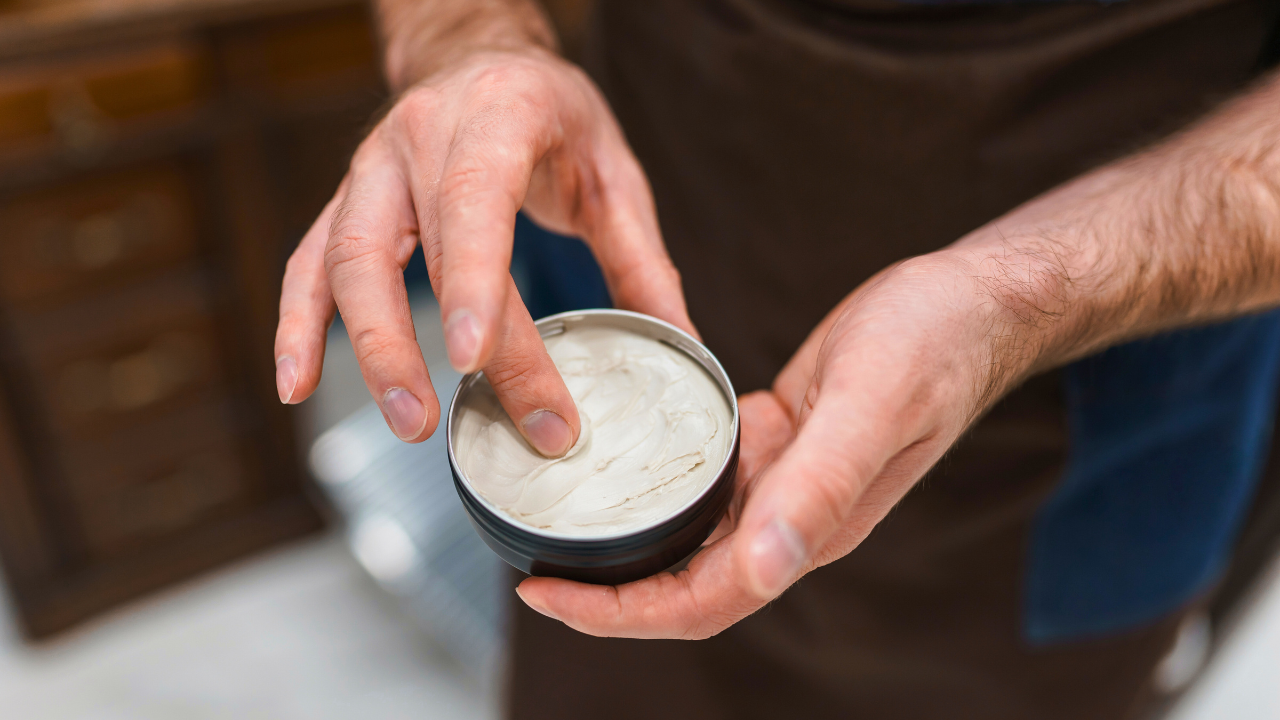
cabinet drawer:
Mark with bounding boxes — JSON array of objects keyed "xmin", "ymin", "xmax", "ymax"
[
  {"xmin": 0, "ymin": 43, "xmax": 210, "ymax": 157},
  {"xmin": 78, "ymin": 46, "xmax": 210, "ymax": 122},
  {"xmin": 40, "ymin": 320, "xmax": 224, "ymax": 437},
  {"xmin": 74, "ymin": 447, "xmax": 243, "ymax": 559},
  {"xmin": 59, "ymin": 399, "xmax": 250, "ymax": 559},
  {"xmin": 9, "ymin": 267, "xmax": 224, "ymax": 437},
  {"xmin": 0, "ymin": 165, "xmax": 199, "ymax": 305}
]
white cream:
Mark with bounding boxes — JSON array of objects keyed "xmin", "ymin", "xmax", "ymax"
[{"xmin": 454, "ymin": 326, "xmax": 733, "ymax": 537}]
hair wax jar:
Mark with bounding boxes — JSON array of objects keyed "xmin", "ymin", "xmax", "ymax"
[{"xmin": 447, "ymin": 309, "xmax": 740, "ymax": 586}]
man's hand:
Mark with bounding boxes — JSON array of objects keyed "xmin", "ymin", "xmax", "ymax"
[
  {"xmin": 274, "ymin": 9, "xmax": 690, "ymax": 453},
  {"xmin": 514, "ymin": 71, "xmax": 1280, "ymax": 638},
  {"xmin": 514, "ymin": 254, "xmax": 1006, "ymax": 637}
]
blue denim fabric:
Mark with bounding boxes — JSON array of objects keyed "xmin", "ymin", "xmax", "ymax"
[
  {"xmin": 1025, "ymin": 311, "xmax": 1280, "ymax": 643},
  {"xmin": 401, "ymin": 212, "xmax": 611, "ymax": 315},
  {"xmin": 510, "ymin": 212, "xmax": 612, "ymax": 319}
]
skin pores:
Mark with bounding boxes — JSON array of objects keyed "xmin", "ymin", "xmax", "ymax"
[{"xmin": 454, "ymin": 326, "xmax": 733, "ymax": 537}]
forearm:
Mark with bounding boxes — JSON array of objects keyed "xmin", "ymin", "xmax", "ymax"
[
  {"xmin": 953, "ymin": 70, "xmax": 1280, "ymax": 385},
  {"xmin": 376, "ymin": 0, "xmax": 557, "ymax": 91}
]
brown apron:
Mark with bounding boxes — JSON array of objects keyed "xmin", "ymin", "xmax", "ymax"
[{"xmin": 508, "ymin": 1, "xmax": 1280, "ymax": 718}]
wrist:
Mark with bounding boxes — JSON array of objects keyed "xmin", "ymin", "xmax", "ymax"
[
  {"xmin": 939, "ymin": 165, "xmax": 1155, "ymax": 381},
  {"xmin": 377, "ymin": 1, "xmax": 559, "ymax": 92},
  {"xmin": 920, "ymin": 230, "xmax": 1097, "ymax": 410},
  {"xmin": 945, "ymin": 99, "xmax": 1280, "ymax": 376}
]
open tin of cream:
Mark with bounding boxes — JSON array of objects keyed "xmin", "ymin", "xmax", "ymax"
[{"xmin": 446, "ymin": 309, "xmax": 740, "ymax": 586}]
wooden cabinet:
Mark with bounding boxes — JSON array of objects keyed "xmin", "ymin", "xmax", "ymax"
[{"xmin": 0, "ymin": 0, "xmax": 386, "ymax": 638}]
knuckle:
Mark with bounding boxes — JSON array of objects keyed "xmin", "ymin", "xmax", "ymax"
[
  {"xmin": 438, "ymin": 160, "xmax": 522, "ymax": 217},
  {"xmin": 497, "ymin": 88, "xmax": 547, "ymax": 129},
  {"xmin": 470, "ymin": 63, "xmax": 513, "ymax": 96},
  {"xmin": 483, "ymin": 350, "xmax": 542, "ymax": 393},
  {"xmin": 401, "ymin": 86, "xmax": 443, "ymax": 117},
  {"xmin": 389, "ymin": 87, "xmax": 443, "ymax": 134},
  {"xmin": 324, "ymin": 214, "xmax": 381, "ymax": 274},
  {"xmin": 438, "ymin": 159, "xmax": 494, "ymax": 204},
  {"xmin": 466, "ymin": 66, "xmax": 553, "ymax": 133},
  {"xmin": 809, "ymin": 464, "xmax": 859, "ymax": 523},
  {"xmin": 350, "ymin": 326, "xmax": 403, "ymax": 370},
  {"xmin": 470, "ymin": 60, "xmax": 543, "ymax": 100}
]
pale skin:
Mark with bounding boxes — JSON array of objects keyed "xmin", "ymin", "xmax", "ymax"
[{"xmin": 274, "ymin": 0, "xmax": 1280, "ymax": 638}]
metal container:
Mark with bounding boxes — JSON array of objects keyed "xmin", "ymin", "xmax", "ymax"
[{"xmin": 446, "ymin": 309, "xmax": 741, "ymax": 586}]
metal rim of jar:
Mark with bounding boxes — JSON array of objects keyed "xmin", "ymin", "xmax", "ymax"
[{"xmin": 446, "ymin": 308, "xmax": 741, "ymax": 543}]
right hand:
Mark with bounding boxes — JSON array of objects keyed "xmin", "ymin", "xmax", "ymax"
[{"xmin": 274, "ymin": 49, "xmax": 692, "ymax": 454}]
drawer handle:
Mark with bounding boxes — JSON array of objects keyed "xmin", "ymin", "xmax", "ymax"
[
  {"xmin": 71, "ymin": 213, "xmax": 126, "ymax": 268},
  {"xmin": 50, "ymin": 81, "xmax": 108, "ymax": 159},
  {"xmin": 32, "ymin": 193, "xmax": 174, "ymax": 273},
  {"xmin": 57, "ymin": 331, "xmax": 209, "ymax": 416}
]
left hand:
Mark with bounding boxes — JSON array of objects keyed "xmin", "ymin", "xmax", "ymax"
[{"xmin": 515, "ymin": 246, "xmax": 1051, "ymax": 638}]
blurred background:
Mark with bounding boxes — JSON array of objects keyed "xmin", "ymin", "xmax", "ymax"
[{"xmin": 0, "ymin": 0, "xmax": 1274, "ymax": 717}]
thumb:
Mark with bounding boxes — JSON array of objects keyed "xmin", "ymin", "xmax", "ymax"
[{"xmin": 730, "ymin": 389, "xmax": 898, "ymax": 599}]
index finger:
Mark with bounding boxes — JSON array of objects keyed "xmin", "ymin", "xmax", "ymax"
[{"xmin": 424, "ymin": 105, "xmax": 582, "ymax": 457}]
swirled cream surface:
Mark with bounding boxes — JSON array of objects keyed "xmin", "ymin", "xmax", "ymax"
[{"xmin": 454, "ymin": 326, "xmax": 732, "ymax": 537}]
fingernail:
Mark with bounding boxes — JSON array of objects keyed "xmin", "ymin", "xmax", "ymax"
[
  {"xmin": 746, "ymin": 519, "xmax": 807, "ymax": 598},
  {"xmin": 445, "ymin": 309, "xmax": 481, "ymax": 372},
  {"xmin": 521, "ymin": 410, "xmax": 574, "ymax": 457},
  {"xmin": 516, "ymin": 586, "xmax": 560, "ymax": 622},
  {"xmin": 382, "ymin": 387, "xmax": 427, "ymax": 440},
  {"xmin": 276, "ymin": 356, "xmax": 298, "ymax": 404}
]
